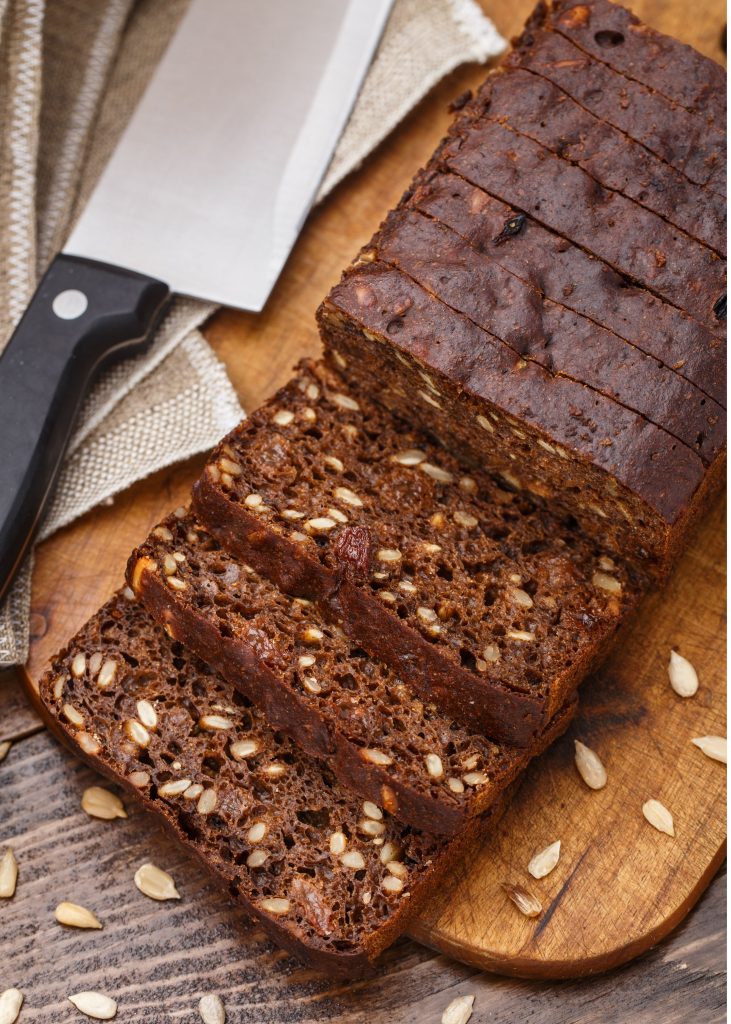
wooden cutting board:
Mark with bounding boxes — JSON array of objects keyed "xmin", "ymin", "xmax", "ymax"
[{"xmin": 22, "ymin": 0, "xmax": 726, "ymax": 981}]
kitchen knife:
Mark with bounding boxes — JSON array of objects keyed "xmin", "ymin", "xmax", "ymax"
[{"xmin": 0, "ymin": 0, "xmax": 393, "ymax": 602}]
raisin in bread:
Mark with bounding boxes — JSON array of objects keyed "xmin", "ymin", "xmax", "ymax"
[
  {"xmin": 317, "ymin": 0, "xmax": 726, "ymax": 577},
  {"xmin": 127, "ymin": 507, "xmax": 577, "ymax": 834},
  {"xmin": 185, "ymin": 360, "xmax": 639, "ymax": 744},
  {"xmin": 38, "ymin": 593, "xmax": 571, "ymax": 976}
]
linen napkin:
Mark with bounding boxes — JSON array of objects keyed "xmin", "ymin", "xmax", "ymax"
[{"xmin": 0, "ymin": 0, "xmax": 505, "ymax": 667}]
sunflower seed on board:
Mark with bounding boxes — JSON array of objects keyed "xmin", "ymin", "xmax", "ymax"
[
  {"xmin": 0, "ymin": 988, "xmax": 23, "ymax": 1024},
  {"xmin": 668, "ymin": 650, "xmax": 699, "ymax": 697},
  {"xmin": 528, "ymin": 840, "xmax": 561, "ymax": 880},
  {"xmin": 134, "ymin": 863, "xmax": 180, "ymax": 900},
  {"xmin": 199, "ymin": 993, "xmax": 226, "ymax": 1024},
  {"xmin": 692, "ymin": 736, "xmax": 727, "ymax": 764},
  {"xmin": 441, "ymin": 994, "xmax": 475, "ymax": 1024},
  {"xmin": 642, "ymin": 799, "xmax": 675, "ymax": 836},
  {"xmin": 501, "ymin": 881, "xmax": 542, "ymax": 918},
  {"xmin": 0, "ymin": 848, "xmax": 18, "ymax": 898},
  {"xmin": 55, "ymin": 901, "xmax": 102, "ymax": 929},
  {"xmin": 81, "ymin": 786, "xmax": 127, "ymax": 821},
  {"xmin": 0, "ymin": 741, "xmax": 11, "ymax": 764},
  {"xmin": 574, "ymin": 740, "xmax": 607, "ymax": 790},
  {"xmin": 68, "ymin": 991, "xmax": 117, "ymax": 1020}
]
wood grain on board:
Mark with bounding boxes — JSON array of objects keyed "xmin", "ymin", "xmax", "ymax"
[
  {"xmin": 5, "ymin": 0, "xmax": 726, "ymax": 1006},
  {"xmin": 411, "ymin": 496, "xmax": 726, "ymax": 976}
]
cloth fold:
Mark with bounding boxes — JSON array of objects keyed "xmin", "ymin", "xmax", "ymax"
[{"xmin": 0, "ymin": 0, "xmax": 505, "ymax": 666}]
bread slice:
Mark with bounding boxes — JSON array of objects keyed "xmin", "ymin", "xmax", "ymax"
[
  {"xmin": 39, "ymin": 592, "xmax": 573, "ymax": 977},
  {"xmin": 127, "ymin": 507, "xmax": 577, "ymax": 834},
  {"xmin": 185, "ymin": 359, "xmax": 637, "ymax": 744}
]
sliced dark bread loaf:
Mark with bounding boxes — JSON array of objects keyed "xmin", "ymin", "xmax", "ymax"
[
  {"xmin": 38, "ymin": 592, "xmax": 572, "ymax": 976},
  {"xmin": 317, "ymin": 0, "xmax": 726, "ymax": 575},
  {"xmin": 183, "ymin": 359, "xmax": 638, "ymax": 744},
  {"xmin": 127, "ymin": 507, "xmax": 577, "ymax": 833}
]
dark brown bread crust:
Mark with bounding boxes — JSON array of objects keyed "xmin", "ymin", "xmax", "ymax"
[
  {"xmin": 371, "ymin": 207, "xmax": 725, "ymax": 464},
  {"xmin": 507, "ymin": 15, "xmax": 726, "ymax": 196},
  {"xmin": 469, "ymin": 66, "xmax": 725, "ymax": 256},
  {"xmin": 440, "ymin": 118, "xmax": 725, "ymax": 328},
  {"xmin": 407, "ymin": 171, "xmax": 725, "ymax": 406},
  {"xmin": 126, "ymin": 511, "xmax": 577, "ymax": 835},
  {"xmin": 545, "ymin": 0, "xmax": 726, "ymax": 127},
  {"xmin": 38, "ymin": 593, "xmax": 571, "ymax": 977}
]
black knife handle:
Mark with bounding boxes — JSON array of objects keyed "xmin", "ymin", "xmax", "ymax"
[{"xmin": 0, "ymin": 254, "xmax": 170, "ymax": 603}]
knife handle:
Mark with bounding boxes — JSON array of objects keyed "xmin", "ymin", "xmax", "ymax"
[{"xmin": 0, "ymin": 254, "xmax": 170, "ymax": 603}]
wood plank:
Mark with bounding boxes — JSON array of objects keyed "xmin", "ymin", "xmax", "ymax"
[
  {"xmin": 18, "ymin": 0, "xmax": 726, "ymax": 992},
  {"xmin": 0, "ymin": 667, "xmax": 42, "ymax": 744},
  {"xmin": 0, "ymin": 729, "xmax": 725, "ymax": 1023}
]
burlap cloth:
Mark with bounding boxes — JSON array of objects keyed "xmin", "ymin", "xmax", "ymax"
[{"xmin": 0, "ymin": 0, "xmax": 505, "ymax": 667}]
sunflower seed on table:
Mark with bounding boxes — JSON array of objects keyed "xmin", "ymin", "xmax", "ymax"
[
  {"xmin": 0, "ymin": 848, "xmax": 18, "ymax": 898},
  {"xmin": 0, "ymin": 988, "xmax": 23, "ymax": 1024},
  {"xmin": 134, "ymin": 863, "xmax": 180, "ymax": 900},
  {"xmin": 501, "ymin": 881, "xmax": 542, "ymax": 917},
  {"xmin": 199, "ymin": 993, "xmax": 226, "ymax": 1024},
  {"xmin": 668, "ymin": 650, "xmax": 699, "ymax": 697},
  {"xmin": 81, "ymin": 786, "xmax": 127, "ymax": 820},
  {"xmin": 574, "ymin": 740, "xmax": 607, "ymax": 790},
  {"xmin": 441, "ymin": 994, "xmax": 475, "ymax": 1024},
  {"xmin": 528, "ymin": 840, "xmax": 561, "ymax": 879},
  {"xmin": 642, "ymin": 799, "xmax": 675, "ymax": 836},
  {"xmin": 68, "ymin": 991, "xmax": 117, "ymax": 1019},
  {"xmin": 55, "ymin": 901, "xmax": 102, "ymax": 929},
  {"xmin": 692, "ymin": 736, "xmax": 727, "ymax": 763}
]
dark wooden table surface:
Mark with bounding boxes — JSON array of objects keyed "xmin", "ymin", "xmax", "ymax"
[
  {"xmin": 0, "ymin": 672, "xmax": 726, "ymax": 1021},
  {"xmin": 2, "ymin": 0, "xmax": 726, "ymax": 1019}
]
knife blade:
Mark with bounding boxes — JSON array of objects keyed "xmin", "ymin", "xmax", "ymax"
[{"xmin": 0, "ymin": 0, "xmax": 392, "ymax": 602}]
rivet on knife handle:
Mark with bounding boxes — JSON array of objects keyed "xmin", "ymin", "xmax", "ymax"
[{"xmin": 0, "ymin": 254, "xmax": 169, "ymax": 602}]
